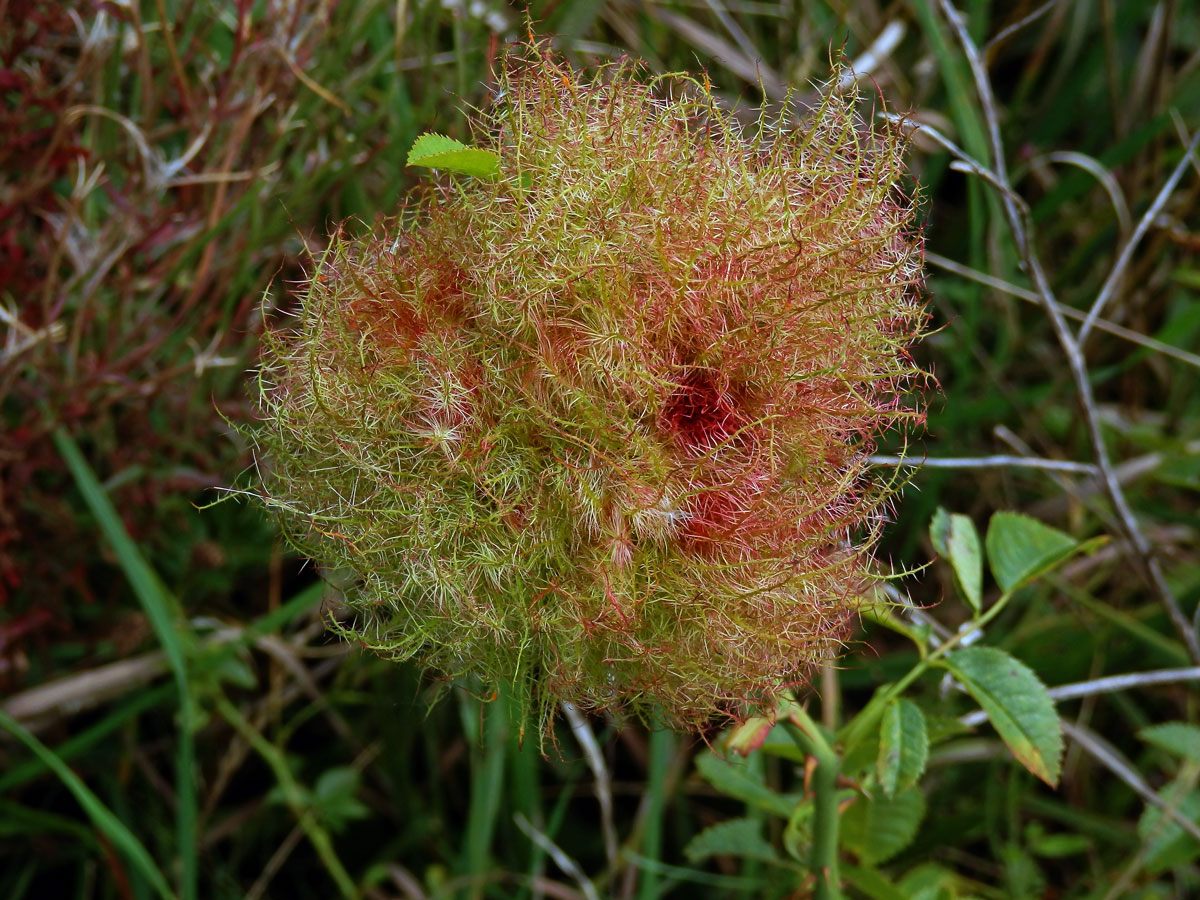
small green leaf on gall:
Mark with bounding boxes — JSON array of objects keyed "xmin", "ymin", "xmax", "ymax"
[{"xmin": 406, "ymin": 132, "xmax": 500, "ymax": 180}]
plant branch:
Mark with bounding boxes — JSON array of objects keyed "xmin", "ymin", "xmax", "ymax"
[
  {"xmin": 959, "ymin": 667, "xmax": 1200, "ymax": 727},
  {"xmin": 1079, "ymin": 125, "xmax": 1200, "ymax": 341},
  {"xmin": 561, "ymin": 702, "xmax": 618, "ymax": 868},
  {"xmin": 215, "ymin": 697, "xmax": 359, "ymax": 900},
  {"xmin": 784, "ymin": 704, "xmax": 841, "ymax": 900},
  {"xmin": 934, "ymin": 0, "xmax": 1200, "ymax": 665},
  {"xmin": 846, "ymin": 577, "xmax": 1030, "ymax": 749},
  {"xmin": 925, "ymin": 251, "xmax": 1200, "ymax": 370},
  {"xmin": 983, "ymin": 0, "xmax": 1067, "ymax": 54},
  {"xmin": 514, "ymin": 813, "xmax": 601, "ymax": 900},
  {"xmin": 869, "ymin": 454, "xmax": 1098, "ymax": 474},
  {"xmin": 1061, "ymin": 720, "xmax": 1200, "ymax": 845}
]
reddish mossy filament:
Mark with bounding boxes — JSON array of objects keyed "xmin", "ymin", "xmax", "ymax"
[
  {"xmin": 682, "ymin": 487, "xmax": 746, "ymax": 549},
  {"xmin": 252, "ymin": 47, "xmax": 928, "ymax": 733},
  {"xmin": 660, "ymin": 368, "xmax": 743, "ymax": 449}
]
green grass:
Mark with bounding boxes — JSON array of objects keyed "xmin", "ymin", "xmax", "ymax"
[
  {"xmin": 3, "ymin": 1, "xmax": 1199, "ymax": 898},
  {"xmin": 53, "ymin": 426, "xmax": 199, "ymax": 900},
  {"xmin": 0, "ymin": 709, "xmax": 176, "ymax": 900}
]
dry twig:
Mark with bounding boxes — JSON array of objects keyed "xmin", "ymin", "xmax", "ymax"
[{"xmin": 933, "ymin": 0, "xmax": 1200, "ymax": 664}]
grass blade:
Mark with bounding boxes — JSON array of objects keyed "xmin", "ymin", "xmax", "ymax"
[
  {"xmin": 459, "ymin": 691, "xmax": 509, "ymax": 898},
  {"xmin": 0, "ymin": 684, "xmax": 172, "ymax": 793},
  {"xmin": 52, "ymin": 427, "xmax": 197, "ymax": 900},
  {"xmin": 0, "ymin": 709, "xmax": 177, "ymax": 900},
  {"xmin": 636, "ymin": 729, "xmax": 676, "ymax": 900}
]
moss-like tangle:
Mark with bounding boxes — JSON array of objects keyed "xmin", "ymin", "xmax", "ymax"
[{"xmin": 249, "ymin": 44, "xmax": 927, "ymax": 736}]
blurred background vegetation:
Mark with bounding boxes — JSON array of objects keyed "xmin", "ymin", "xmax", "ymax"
[{"xmin": 2, "ymin": 0, "xmax": 1198, "ymax": 897}]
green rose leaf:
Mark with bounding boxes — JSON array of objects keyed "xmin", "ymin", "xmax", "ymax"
[
  {"xmin": 406, "ymin": 132, "xmax": 500, "ymax": 180},
  {"xmin": 1137, "ymin": 785, "xmax": 1200, "ymax": 873},
  {"xmin": 1139, "ymin": 722, "xmax": 1200, "ymax": 764},
  {"xmin": 943, "ymin": 646, "xmax": 1063, "ymax": 786},
  {"xmin": 684, "ymin": 817, "xmax": 781, "ymax": 864},
  {"xmin": 877, "ymin": 699, "xmax": 929, "ymax": 797},
  {"xmin": 840, "ymin": 784, "xmax": 926, "ymax": 865},
  {"xmin": 931, "ymin": 507, "xmax": 983, "ymax": 613},
  {"xmin": 695, "ymin": 751, "xmax": 798, "ymax": 818},
  {"xmin": 985, "ymin": 511, "xmax": 1080, "ymax": 595}
]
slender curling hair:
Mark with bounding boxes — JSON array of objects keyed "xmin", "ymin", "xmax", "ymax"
[{"xmin": 251, "ymin": 45, "xmax": 927, "ymax": 734}]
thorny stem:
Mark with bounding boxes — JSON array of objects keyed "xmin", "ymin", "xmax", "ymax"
[
  {"xmin": 783, "ymin": 704, "xmax": 841, "ymax": 900},
  {"xmin": 935, "ymin": 0, "xmax": 1200, "ymax": 665}
]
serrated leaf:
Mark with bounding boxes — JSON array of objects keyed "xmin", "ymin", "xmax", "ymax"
[
  {"xmin": 985, "ymin": 512, "xmax": 1079, "ymax": 595},
  {"xmin": 406, "ymin": 132, "xmax": 500, "ymax": 180},
  {"xmin": 840, "ymin": 785, "xmax": 926, "ymax": 865},
  {"xmin": 842, "ymin": 863, "xmax": 912, "ymax": 900},
  {"xmin": 1139, "ymin": 722, "xmax": 1200, "ymax": 764},
  {"xmin": 695, "ymin": 751, "xmax": 798, "ymax": 818},
  {"xmin": 931, "ymin": 508, "xmax": 983, "ymax": 613},
  {"xmin": 683, "ymin": 817, "xmax": 780, "ymax": 864},
  {"xmin": 922, "ymin": 711, "xmax": 972, "ymax": 746},
  {"xmin": 1137, "ymin": 784, "xmax": 1200, "ymax": 873},
  {"xmin": 1154, "ymin": 453, "xmax": 1200, "ymax": 491},
  {"xmin": 878, "ymin": 699, "xmax": 929, "ymax": 797},
  {"xmin": 840, "ymin": 684, "xmax": 893, "ymax": 775},
  {"xmin": 898, "ymin": 863, "xmax": 964, "ymax": 900},
  {"xmin": 1027, "ymin": 830, "xmax": 1091, "ymax": 858},
  {"xmin": 842, "ymin": 727, "xmax": 881, "ymax": 780},
  {"xmin": 943, "ymin": 647, "xmax": 1063, "ymax": 786},
  {"xmin": 312, "ymin": 767, "xmax": 370, "ymax": 832}
]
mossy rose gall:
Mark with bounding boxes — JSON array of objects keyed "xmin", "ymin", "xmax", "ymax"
[{"xmin": 250, "ymin": 46, "xmax": 927, "ymax": 733}]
